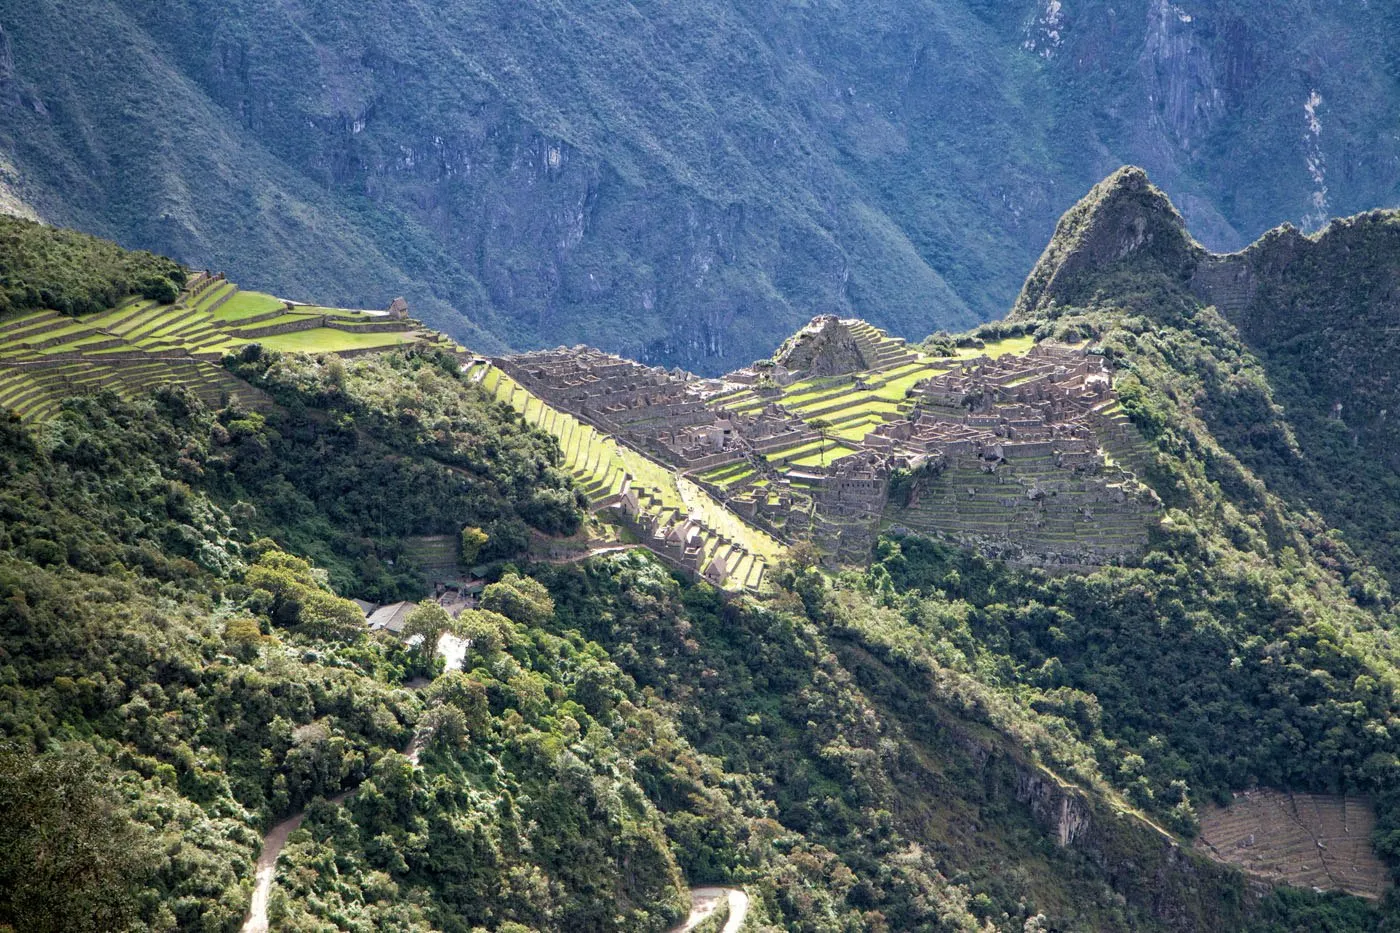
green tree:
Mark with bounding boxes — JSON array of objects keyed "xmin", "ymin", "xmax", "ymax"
[
  {"xmin": 0, "ymin": 744, "xmax": 156, "ymax": 933},
  {"xmin": 403, "ymin": 600, "xmax": 452, "ymax": 662},
  {"xmin": 300, "ymin": 590, "xmax": 367, "ymax": 642},
  {"xmin": 479, "ymin": 573, "xmax": 554, "ymax": 626},
  {"xmin": 460, "ymin": 525, "xmax": 489, "ymax": 566},
  {"xmin": 809, "ymin": 417, "xmax": 832, "ymax": 467}
]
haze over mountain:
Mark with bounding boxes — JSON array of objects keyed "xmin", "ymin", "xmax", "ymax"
[{"xmin": 3, "ymin": 1, "xmax": 1399, "ymax": 372}]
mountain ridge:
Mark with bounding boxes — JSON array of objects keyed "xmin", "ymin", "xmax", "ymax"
[
  {"xmin": 5, "ymin": 174, "xmax": 1400, "ymax": 930},
  {"xmin": 1012, "ymin": 164, "xmax": 1400, "ymax": 587},
  {"xmin": 4, "ymin": 2, "xmax": 1400, "ymax": 373}
]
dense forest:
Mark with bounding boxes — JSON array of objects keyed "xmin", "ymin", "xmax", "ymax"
[
  {"xmin": 0, "ymin": 215, "xmax": 186, "ymax": 317},
  {"xmin": 5, "ymin": 192, "xmax": 1400, "ymax": 930}
]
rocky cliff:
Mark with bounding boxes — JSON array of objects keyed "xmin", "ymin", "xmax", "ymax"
[
  {"xmin": 1013, "ymin": 166, "xmax": 1205, "ymax": 317},
  {"xmin": 1014, "ymin": 164, "xmax": 1400, "ymax": 589},
  {"xmin": 3, "ymin": 2, "xmax": 1399, "ymax": 373}
]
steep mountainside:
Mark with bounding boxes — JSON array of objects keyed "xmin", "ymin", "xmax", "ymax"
[
  {"xmin": 1015, "ymin": 166, "xmax": 1400, "ymax": 587},
  {"xmin": 3, "ymin": 2, "xmax": 1399, "ymax": 373}
]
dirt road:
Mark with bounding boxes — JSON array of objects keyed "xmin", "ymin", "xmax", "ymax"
[{"xmin": 667, "ymin": 886, "xmax": 749, "ymax": 933}]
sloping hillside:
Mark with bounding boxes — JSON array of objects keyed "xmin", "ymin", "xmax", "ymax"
[
  {"xmin": 1013, "ymin": 166, "xmax": 1400, "ymax": 589},
  {"xmin": 3, "ymin": 2, "xmax": 1399, "ymax": 372},
  {"xmin": 6, "ymin": 191, "xmax": 1400, "ymax": 933}
]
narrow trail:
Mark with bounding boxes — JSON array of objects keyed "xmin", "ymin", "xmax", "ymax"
[
  {"xmin": 241, "ymin": 732, "xmax": 423, "ymax": 932},
  {"xmin": 242, "ymin": 630, "xmax": 741, "ymax": 933},
  {"xmin": 538, "ymin": 544, "xmax": 640, "ymax": 565},
  {"xmin": 241, "ymin": 646, "xmax": 445, "ymax": 932},
  {"xmin": 242, "ymin": 791, "xmax": 349, "ymax": 933},
  {"xmin": 667, "ymin": 886, "xmax": 749, "ymax": 933}
]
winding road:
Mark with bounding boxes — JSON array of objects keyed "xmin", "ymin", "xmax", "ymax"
[
  {"xmin": 241, "ymin": 629, "xmax": 746, "ymax": 933},
  {"xmin": 667, "ymin": 886, "xmax": 749, "ymax": 933}
]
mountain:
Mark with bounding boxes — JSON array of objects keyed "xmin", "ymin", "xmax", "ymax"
[
  {"xmin": 3, "ymin": 2, "xmax": 1400, "ymax": 373},
  {"xmin": 7, "ymin": 179, "xmax": 1400, "ymax": 931},
  {"xmin": 1014, "ymin": 165, "xmax": 1400, "ymax": 588}
]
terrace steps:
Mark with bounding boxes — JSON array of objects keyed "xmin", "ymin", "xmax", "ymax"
[
  {"xmin": 482, "ymin": 363, "xmax": 779, "ymax": 591},
  {"xmin": 0, "ymin": 310, "xmax": 60, "ymax": 336},
  {"xmin": 843, "ymin": 319, "xmax": 920, "ymax": 370}
]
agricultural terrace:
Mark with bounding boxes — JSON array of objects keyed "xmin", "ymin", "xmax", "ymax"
[
  {"xmin": 707, "ymin": 333, "xmax": 1040, "ymax": 464},
  {"xmin": 1197, "ymin": 790, "xmax": 1388, "ymax": 901},
  {"xmin": 0, "ymin": 272, "xmax": 458, "ymax": 422},
  {"xmin": 466, "ymin": 359, "xmax": 783, "ymax": 592}
]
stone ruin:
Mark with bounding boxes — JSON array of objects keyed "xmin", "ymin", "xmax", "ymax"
[
  {"xmin": 872, "ymin": 344, "xmax": 1157, "ymax": 568},
  {"xmin": 498, "ymin": 329, "xmax": 1159, "ymax": 574},
  {"xmin": 499, "ymin": 346, "xmax": 713, "ymax": 453}
]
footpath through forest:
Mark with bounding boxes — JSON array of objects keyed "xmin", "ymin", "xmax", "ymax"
[
  {"xmin": 241, "ymin": 629, "xmax": 746, "ymax": 933},
  {"xmin": 666, "ymin": 886, "xmax": 750, "ymax": 933}
]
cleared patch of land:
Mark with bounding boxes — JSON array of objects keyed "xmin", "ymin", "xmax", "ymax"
[{"xmin": 1195, "ymin": 790, "xmax": 1388, "ymax": 900}]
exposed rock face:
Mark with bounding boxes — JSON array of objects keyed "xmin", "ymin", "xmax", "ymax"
[
  {"xmin": 7, "ymin": 4, "xmax": 1400, "ymax": 373},
  {"xmin": 1015, "ymin": 767, "xmax": 1092, "ymax": 848},
  {"xmin": 928, "ymin": 718, "xmax": 1251, "ymax": 933},
  {"xmin": 772, "ymin": 316, "xmax": 870, "ymax": 378}
]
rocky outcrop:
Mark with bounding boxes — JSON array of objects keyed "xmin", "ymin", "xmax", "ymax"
[
  {"xmin": 910, "ymin": 700, "xmax": 1253, "ymax": 933},
  {"xmin": 1192, "ymin": 210, "xmax": 1400, "ymax": 470},
  {"xmin": 1014, "ymin": 767, "xmax": 1093, "ymax": 848},
  {"xmin": 772, "ymin": 316, "xmax": 869, "ymax": 377}
]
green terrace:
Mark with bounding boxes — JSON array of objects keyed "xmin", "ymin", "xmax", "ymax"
[
  {"xmin": 466, "ymin": 359, "xmax": 785, "ymax": 591},
  {"xmin": 0, "ymin": 358, "xmax": 268, "ymax": 422},
  {"xmin": 763, "ymin": 436, "xmax": 862, "ymax": 469},
  {"xmin": 0, "ymin": 278, "xmax": 461, "ymax": 422},
  {"xmin": 951, "ymin": 334, "xmax": 1038, "ymax": 360}
]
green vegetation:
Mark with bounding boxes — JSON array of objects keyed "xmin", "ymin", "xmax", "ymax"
[
  {"xmin": 0, "ymin": 215, "xmax": 185, "ymax": 318},
  {"xmin": 254, "ymin": 328, "xmax": 420, "ymax": 353},
  {"xmin": 7, "ymin": 184, "xmax": 1400, "ymax": 931},
  {"xmin": 208, "ymin": 290, "xmax": 286, "ymax": 321},
  {"xmin": 1198, "ymin": 212, "xmax": 1400, "ymax": 592}
]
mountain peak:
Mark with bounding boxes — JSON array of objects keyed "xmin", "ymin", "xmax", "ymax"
[{"xmin": 1012, "ymin": 166, "xmax": 1203, "ymax": 318}]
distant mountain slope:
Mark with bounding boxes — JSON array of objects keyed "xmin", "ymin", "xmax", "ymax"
[{"xmin": 2, "ymin": 1, "xmax": 1399, "ymax": 373}]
